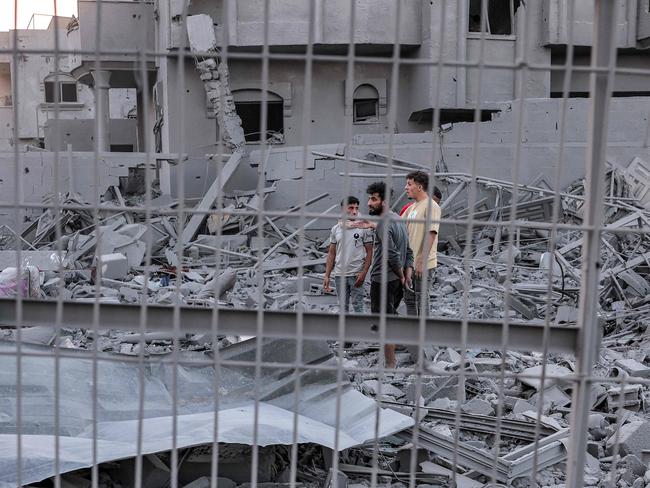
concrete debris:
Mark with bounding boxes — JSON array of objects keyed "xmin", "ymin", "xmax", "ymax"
[
  {"xmin": 97, "ymin": 252, "xmax": 129, "ymax": 280},
  {"xmin": 614, "ymin": 358, "xmax": 650, "ymax": 378},
  {"xmin": 0, "ymin": 188, "xmax": 341, "ymax": 316},
  {"xmin": 606, "ymin": 420, "xmax": 650, "ymax": 458},
  {"xmin": 461, "ymin": 397, "xmax": 495, "ymax": 416},
  {"xmin": 519, "ymin": 365, "xmax": 572, "ymax": 391},
  {"xmin": 187, "ymin": 14, "xmax": 245, "ymax": 152},
  {"xmin": 5, "ymin": 161, "xmax": 650, "ymax": 488},
  {"xmin": 0, "ymin": 339, "xmax": 412, "ymax": 486}
]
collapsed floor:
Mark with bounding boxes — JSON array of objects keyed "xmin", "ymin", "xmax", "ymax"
[{"xmin": 1, "ymin": 161, "xmax": 650, "ymax": 488}]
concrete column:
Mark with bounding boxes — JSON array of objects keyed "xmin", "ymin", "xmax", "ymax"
[
  {"xmin": 136, "ymin": 87, "xmax": 145, "ymax": 152},
  {"xmin": 313, "ymin": 0, "xmax": 324, "ymax": 43},
  {"xmin": 91, "ymin": 70, "xmax": 112, "ymax": 151},
  {"xmin": 455, "ymin": 0, "xmax": 467, "ymax": 108},
  {"xmin": 225, "ymin": 0, "xmax": 238, "ymax": 44}
]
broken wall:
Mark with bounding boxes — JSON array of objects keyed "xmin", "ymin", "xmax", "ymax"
[
  {"xmin": 0, "ymin": 151, "xmax": 153, "ymax": 230},
  {"xmin": 162, "ymin": 59, "xmax": 218, "ymax": 154},
  {"xmin": 252, "ymin": 97, "xmax": 650, "ymax": 231},
  {"xmin": 166, "ymin": 155, "xmax": 258, "ymax": 200},
  {"xmin": 44, "ymin": 118, "xmax": 138, "ymax": 151}
]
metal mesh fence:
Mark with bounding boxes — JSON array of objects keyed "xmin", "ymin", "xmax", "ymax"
[{"xmin": 1, "ymin": 1, "xmax": 649, "ymax": 487}]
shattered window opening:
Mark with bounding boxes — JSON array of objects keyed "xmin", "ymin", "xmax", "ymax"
[
  {"xmin": 0, "ymin": 63, "xmax": 11, "ymax": 107},
  {"xmin": 469, "ymin": 0, "xmax": 520, "ymax": 36},
  {"xmin": 234, "ymin": 100, "xmax": 284, "ymax": 143},
  {"xmin": 353, "ymin": 99, "xmax": 379, "ymax": 124},
  {"xmin": 110, "ymin": 144, "xmax": 135, "ymax": 153},
  {"xmin": 232, "ymin": 89, "xmax": 284, "ymax": 143},
  {"xmin": 353, "ymin": 84, "xmax": 380, "ymax": 124},
  {"xmin": 44, "ymin": 80, "xmax": 78, "ymax": 104}
]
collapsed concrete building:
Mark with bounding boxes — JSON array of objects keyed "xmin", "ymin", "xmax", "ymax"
[{"xmin": 2, "ymin": 1, "xmax": 650, "ymax": 487}]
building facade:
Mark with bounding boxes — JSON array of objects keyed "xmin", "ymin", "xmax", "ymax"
[
  {"xmin": 2, "ymin": 0, "xmax": 650, "ymax": 219},
  {"xmin": 4, "ymin": 1, "xmax": 650, "ymax": 154},
  {"xmin": 0, "ymin": 15, "xmax": 137, "ymax": 152}
]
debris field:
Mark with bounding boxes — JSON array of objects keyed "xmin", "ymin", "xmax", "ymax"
[{"xmin": 2, "ymin": 158, "xmax": 650, "ymax": 488}]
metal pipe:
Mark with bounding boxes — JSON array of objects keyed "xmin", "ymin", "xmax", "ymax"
[{"xmin": 566, "ymin": 1, "xmax": 618, "ymax": 486}]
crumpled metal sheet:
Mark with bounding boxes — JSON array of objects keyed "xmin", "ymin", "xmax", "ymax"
[{"xmin": 0, "ymin": 338, "xmax": 412, "ymax": 486}]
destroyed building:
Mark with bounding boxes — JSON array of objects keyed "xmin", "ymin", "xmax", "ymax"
[{"xmin": 2, "ymin": 1, "xmax": 650, "ymax": 487}]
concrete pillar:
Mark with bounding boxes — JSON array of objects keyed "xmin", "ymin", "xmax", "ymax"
[
  {"xmin": 91, "ymin": 70, "xmax": 112, "ymax": 151},
  {"xmin": 136, "ymin": 87, "xmax": 145, "ymax": 152},
  {"xmin": 313, "ymin": 0, "xmax": 324, "ymax": 43},
  {"xmin": 455, "ymin": 1, "xmax": 467, "ymax": 108}
]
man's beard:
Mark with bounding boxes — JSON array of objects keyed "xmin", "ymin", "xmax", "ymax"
[{"xmin": 368, "ymin": 206, "xmax": 381, "ymax": 216}]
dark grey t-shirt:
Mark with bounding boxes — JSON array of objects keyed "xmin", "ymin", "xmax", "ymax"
[{"xmin": 370, "ymin": 211, "xmax": 413, "ymax": 283}]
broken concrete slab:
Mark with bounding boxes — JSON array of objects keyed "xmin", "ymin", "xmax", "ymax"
[
  {"xmin": 97, "ymin": 253, "xmax": 129, "ymax": 280},
  {"xmin": 518, "ymin": 365, "xmax": 572, "ymax": 391},
  {"xmin": 199, "ymin": 268, "xmax": 237, "ymax": 298},
  {"xmin": 3, "ymin": 326, "xmax": 56, "ymax": 346},
  {"xmin": 180, "ymin": 153, "xmax": 243, "ymax": 246},
  {"xmin": 509, "ymin": 296, "xmax": 537, "ymax": 320},
  {"xmin": 620, "ymin": 454, "xmax": 646, "ymax": 484},
  {"xmin": 461, "ymin": 398, "xmax": 494, "ymax": 416},
  {"xmin": 495, "ymin": 245, "xmax": 521, "ymax": 264},
  {"xmin": 617, "ymin": 269, "xmax": 650, "ymax": 297},
  {"xmin": 607, "ymin": 384, "xmax": 643, "ymax": 411},
  {"xmin": 606, "ymin": 420, "xmax": 650, "ymax": 457},
  {"xmin": 361, "ymin": 380, "xmax": 404, "ymax": 398},
  {"xmin": 471, "ymin": 357, "xmax": 503, "ymax": 373},
  {"xmin": 555, "ymin": 305, "xmax": 579, "ymax": 325},
  {"xmin": 530, "ymin": 385, "xmax": 572, "ymax": 408},
  {"xmin": 614, "ymin": 358, "xmax": 650, "ymax": 378},
  {"xmin": 116, "ymin": 240, "xmax": 146, "ymax": 268},
  {"xmin": 513, "ymin": 399, "xmax": 536, "ymax": 415},
  {"xmin": 186, "ymin": 14, "xmax": 218, "ymax": 51}
]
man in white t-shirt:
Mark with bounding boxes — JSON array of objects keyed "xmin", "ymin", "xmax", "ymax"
[{"xmin": 323, "ymin": 196, "xmax": 374, "ymax": 313}]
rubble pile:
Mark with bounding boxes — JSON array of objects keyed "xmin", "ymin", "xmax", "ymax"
[
  {"xmin": 4, "ymin": 162, "xmax": 650, "ymax": 488},
  {"xmin": 0, "ymin": 188, "xmax": 336, "ymax": 310}
]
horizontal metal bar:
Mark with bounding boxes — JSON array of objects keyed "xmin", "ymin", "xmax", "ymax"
[
  {"xmin": 1, "ymin": 202, "xmax": 648, "ymax": 236},
  {"xmin": 0, "ymin": 47, "xmax": 646, "ymax": 76},
  {"xmin": 0, "ymin": 299, "xmax": 579, "ymax": 354}
]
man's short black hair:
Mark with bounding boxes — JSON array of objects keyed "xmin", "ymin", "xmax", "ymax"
[
  {"xmin": 341, "ymin": 196, "xmax": 360, "ymax": 206},
  {"xmin": 367, "ymin": 181, "xmax": 389, "ymax": 201},
  {"xmin": 433, "ymin": 186, "xmax": 442, "ymax": 200},
  {"xmin": 406, "ymin": 171, "xmax": 429, "ymax": 191}
]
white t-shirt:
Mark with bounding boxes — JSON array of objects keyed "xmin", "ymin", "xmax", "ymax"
[{"xmin": 329, "ymin": 223, "xmax": 374, "ymax": 277}]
